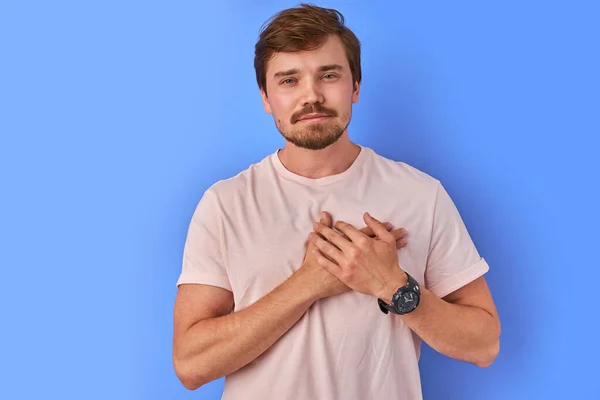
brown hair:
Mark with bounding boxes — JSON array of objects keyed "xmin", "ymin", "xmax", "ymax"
[{"xmin": 254, "ymin": 3, "xmax": 361, "ymax": 95}]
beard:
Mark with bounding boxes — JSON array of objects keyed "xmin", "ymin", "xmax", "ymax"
[{"xmin": 275, "ymin": 104, "xmax": 351, "ymax": 150}]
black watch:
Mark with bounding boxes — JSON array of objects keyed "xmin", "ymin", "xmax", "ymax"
[{"xmin": 377, "ymin": 272, "xmax": 421, "ymax": 315}]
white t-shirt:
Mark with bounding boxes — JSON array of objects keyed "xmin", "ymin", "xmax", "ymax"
[{"xmin": 177, "ymin": 145, "xmax": 489, "ymax": 399}]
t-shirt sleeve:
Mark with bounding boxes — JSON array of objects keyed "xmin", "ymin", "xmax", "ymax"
[
  {"xmin": 176, "ymin": 188, "xmax": 232, "ymax": 291},
  {"xmin": 425, "ymin": 181, "xmax": 489, "ymax": 298}
]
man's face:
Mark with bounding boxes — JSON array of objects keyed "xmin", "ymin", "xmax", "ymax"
[{"xmin": 260, "ymin": 35, "xmax": 360, "ymax": 150}]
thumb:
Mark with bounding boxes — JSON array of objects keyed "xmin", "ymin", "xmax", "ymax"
[
  {"xmin": 320, "ymin": 211, "xmax": 332, "ymax": 227},
  {"xmin": 305, "ymin": 212, "xmax": 331, "ymax": 259}
]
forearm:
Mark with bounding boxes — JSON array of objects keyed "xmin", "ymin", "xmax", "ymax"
[
  {"xmin": 399, "ymin": 288, "xmax": 500, "ymax": 367},
  {"xmin": 175, "ymin": 273, "xmax": 316, "ymax": 389}
]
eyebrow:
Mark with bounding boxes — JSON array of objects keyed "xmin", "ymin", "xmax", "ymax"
[{"xmin": 272, "ymin": 64, "xmax": 345, "ymax": 79}]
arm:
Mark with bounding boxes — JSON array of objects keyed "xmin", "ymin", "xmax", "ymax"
[
  {"xmin": 173, "ymin": 188, "xmax": 320, "ymax": 390},
  {"xmin": 380, "ymin": 273, "xmax": 500, "ymax": 367},
  {"xmin": 173, "ymin": 212, "xmax": 404, "ymax": 390},
  {"xmin": 311, "ymin": 211, "xmax": 501, "ymax": 368},
  {"xmin": 172, "ymin": 273, "xmax": 317, "ymax": 390}
]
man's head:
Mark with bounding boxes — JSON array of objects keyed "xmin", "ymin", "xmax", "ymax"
[{"xmin": 254, "ymin": 4, "xmax": 361, "ymax": 150}]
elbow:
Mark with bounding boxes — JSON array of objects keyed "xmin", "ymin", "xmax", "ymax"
[
  {"xmin": 180, "ymin": 379, "xmax": 202, "ymax": 391},
  {"xmin": 475, "ymin": 316, "xmax": 502, "ymax": 368},
  {"xmin": 179, "ymin": 375, "xmax": 204, "ymax": 391},
  {"xmin": 474, "ymin": 338, "xmax": 500, "ymax": 368},
  {"xmin": 173, "ymin": 356, "xmax": 207, "ymax": 391}
]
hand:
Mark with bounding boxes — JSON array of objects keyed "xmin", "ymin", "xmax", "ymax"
[
  {"xmin": 297, "ymin": 212, "xmax": 350, "ymax": 300},
  {"xmin": 299, "ymin": 212, "xmax": 408, "ymax": 301},
  {"xmin": 309, "ymin": 212, "xmax": 408, "ymax": 299},
  {"xmin": 349, "ymin": 221, "xmax": 408, "ymax": 250}
]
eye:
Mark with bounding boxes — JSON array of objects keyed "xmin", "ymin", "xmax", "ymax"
[
  {"xmin": 281, "ymin": 78, "xmax": 297, "ymax": 85},
  {"xmin": 322, "ymin": 73, "xmax": 338, "ymax": 80}
]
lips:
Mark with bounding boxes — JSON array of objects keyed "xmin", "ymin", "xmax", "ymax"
[
  {"xmin": 292, "ymin": 106, "xmax": 337, "ymax": 123},
  {"xmin": 298, "ymin": 113, "xmax": 330, "ymax": 121}
]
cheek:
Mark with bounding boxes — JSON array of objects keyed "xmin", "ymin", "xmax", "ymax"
[
  {"xmin": 326, "ymin": 84, "xmax": 354, "ymax": 107},
  {"xmin": 270, "ymin": 98, "xmax": 295, "ymax": 121}
]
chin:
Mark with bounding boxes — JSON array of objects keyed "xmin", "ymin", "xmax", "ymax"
[
  {"xmin": 284, "ymin": 131, "xmax": 343, "ymax": 150},
  {"xmin": 280, "ymin": 122, "xmax": 347, "ymax": 150}
]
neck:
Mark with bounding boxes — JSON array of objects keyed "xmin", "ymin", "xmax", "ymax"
[{"xmin": 277, "ymin": 132, "xmax": 361, "ymax": 179}]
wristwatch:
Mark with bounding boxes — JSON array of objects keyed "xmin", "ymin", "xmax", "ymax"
[{"xmin": 377, "ymin": 272, "xmax": 421, "ymax": 315}]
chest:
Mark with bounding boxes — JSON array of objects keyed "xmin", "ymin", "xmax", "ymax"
[{"xmin": 222, "ymin": 186, "xmax": 430, "ymax": 311}]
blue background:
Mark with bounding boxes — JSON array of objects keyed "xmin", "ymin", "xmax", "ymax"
[{"xmin": 1, "ymin": 1, "xmax": 598, "ymax": 399}]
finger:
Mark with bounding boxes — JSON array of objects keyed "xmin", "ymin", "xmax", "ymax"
[
  {"xmin": 333, "ymin": 220, "xmax": 368, "ymax": 244},
  {"xmin": 305, "ymin": 212, "xmax": 328, "ymax": 258},
  {"xmin": 309, "ymin": 231, "xmax": 346, "ymax": 262},
  {"xmin": 313, "ymin": 244, "xmax": 338, "ymax": 265},
  {"xmin": 391, "ymin": 228, "xmax": 408, "ymax": 249},
  {"xmin": 363, "ymin": 212, "xmax": 394, "ymax": 242},
  {"xmin": 320, "ymin": 211, "xmax": 333, "ymax": 228},
  {"xmin": 339, "ymin": 230, "xmax": 353, "ymax": 241},
  {"xmin": 359, "ymin": 226, "xmax": 374, "ymax": 237},
  {"xmin": 308, "ymin": 211, "xmax": 334, "ymax": 249},
  {"xmin": 397, "ymin": 237, "xmax": 408, "ymax": 248},
  {"xmin": 390, "ymin": 228, "xmax": 407, "ymax": 242},
  {"xmin": 359, "ymin": 222, "xmax": 392, "ymax": 238},
  {"xmin": 314, "ymin": 221, "xmax": 354, "ymax": 253},
  {"xmin": 312, "ymin": 249, "xmax": 343, "ymax": 276}
]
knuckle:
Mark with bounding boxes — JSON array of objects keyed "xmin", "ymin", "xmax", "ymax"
[
  {"xmin": 344, "ymin": 258, "xmax": 357, "ymax": 270},
  {"xmin": 356, "ymin": 237, "xmax": 370, "ymax": 248},
  {"xmin": 347, "ymin": 246, "xmax": 361, "ymax": 258}
]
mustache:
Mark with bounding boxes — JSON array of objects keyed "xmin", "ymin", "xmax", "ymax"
[{"xmin": 291, "ymin": 104, "xmax": 338, "ymax": 123}]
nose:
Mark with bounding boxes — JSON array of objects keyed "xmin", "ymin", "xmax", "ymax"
[{"xmin": 299, "ymin": 79, "xmax": 324, "ymax": 106}]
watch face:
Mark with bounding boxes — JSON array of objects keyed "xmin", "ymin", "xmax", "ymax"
[{"xmin": 395, "ymin": 290, "xmax": 420, "ymax": 313}]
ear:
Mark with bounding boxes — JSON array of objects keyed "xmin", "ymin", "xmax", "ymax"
[
  {"xmin": 351, "ymin": 81, "xmax": 360, "ymax": 104},
  {"xmin": 260, "ymin": 88, "xmax": 272, "ymax": 114}
]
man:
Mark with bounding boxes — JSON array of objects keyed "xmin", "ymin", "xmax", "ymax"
[{"xmin": 172, "ymin": 4, "xmax": 500, "ymax": 399}]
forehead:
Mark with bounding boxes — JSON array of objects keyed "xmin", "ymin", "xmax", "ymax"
[{"xmin": 266, "ymin": 35, "xmax": 349, "ymax": 78}]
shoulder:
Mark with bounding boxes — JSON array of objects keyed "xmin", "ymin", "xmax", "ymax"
[
  {"xmin": 204, "ymin": 151, "xmax": 274, "ymax": 204},
  {"xmin": 365, "ymin": 147, "xmax": 441, "ymax": 194}
]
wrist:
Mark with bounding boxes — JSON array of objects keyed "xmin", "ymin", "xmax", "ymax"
[
  {"xmin": 378, "ymin": 268, "xmax": 408, "ymax": 304},
  {"xmin": 288, "ymin": 269, "xmax": 321, "ymax": 304}
]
